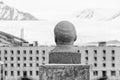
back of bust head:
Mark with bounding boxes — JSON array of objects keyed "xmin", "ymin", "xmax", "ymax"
[
  {"xmin": 49, "ymin": 21, "xmax": 80, "ymax": 64},
  {"xmin": 54, "ymin": 21, "xmax": 77, "ymax": 45}
]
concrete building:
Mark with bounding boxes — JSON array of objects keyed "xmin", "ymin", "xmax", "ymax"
[
  {"xmin": 77, "ymin": 42, "xmax": 120, "ymax": 80},
  {"xmin": 0, "ymin": 42, "xmax": 120, "ymax": 80},
  {"xmin": 0, "ymin": 45, "xmax": 53, "ymax": 80}
]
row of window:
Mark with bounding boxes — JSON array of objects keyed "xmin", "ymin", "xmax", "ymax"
[
  {"xmin": 93, "ymin": 63, "xmax": 115, "ymax": 68},
  {"xmin": 85, "ymin": 56, "xmax": 115, "ymax": 61},
  {"xmin": 0, "ymin": 56, "xmax": 45, "ymax": 61},
  {"xmin": 78, "ymin": 50, "xmax": 115, "ymax": 55},
  {"xmin": 93, "ymin": 70, "xmax": 116, "ymax": 76},
  {"xmin": 4, "ymin": 63, "xmax": 40, "ymax": 67},
  {"xmin": 4, "ymin": 71, "xmax": 39, "ymax": 76},
  {"xmin": 0, "ymin": 50, "xmax": 46, "ymax": 55},
  {"xmin": 0, "ymin": 49, "xmax": 116, "ymax": 55},
  {"xmin": 4, "ymin": 70, "xmax": 118, "ymax": 76}
]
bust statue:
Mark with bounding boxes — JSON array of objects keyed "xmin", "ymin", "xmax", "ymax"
[
  {"xmin": 54, "ymin": 21, "xmax": 77, "ymax": 45},
  {"xmin": 52, "ymin": 21, "xmax": 77, "ymax": 52},
  {"xmin": 49, "ymin": 21, "xmax": 81, "ymax": 64}
]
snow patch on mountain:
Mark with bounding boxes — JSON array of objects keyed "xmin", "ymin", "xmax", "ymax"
[
  {"xmin": 0, "ymin": 1, "xmax": 38, "ymax": 20},
  {"xmin": 73, "ymin": 9, "xmax": 120, "ymax": 21}
]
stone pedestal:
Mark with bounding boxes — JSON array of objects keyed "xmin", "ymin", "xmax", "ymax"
[
  {"xmin": 49, "ymin": 52, "xmax": 81, "ymax": 64},
  {"xmin": 39, "ymin": 64, "xmax": 90, "ymax": 80},
  {"xmin": 39, "ymin": 21, "xmax": 90, "ymax": 80}
]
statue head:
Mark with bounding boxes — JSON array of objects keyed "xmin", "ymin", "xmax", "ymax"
[
  {"xmin": 54, "ymin": 21, "xmax": 77, "ymax": 45},
  {"xmin": 49, "ymin": 21, "xmax": 79, "ymax": 63}
]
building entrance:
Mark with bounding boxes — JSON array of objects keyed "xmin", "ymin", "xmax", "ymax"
[
  {"xmin": 23, "ymin": 71, "xmax": 27, "ymax": 77},
  {"xmin": 102, "ymin": 71, "xmax": 107, "ymax": 77}
]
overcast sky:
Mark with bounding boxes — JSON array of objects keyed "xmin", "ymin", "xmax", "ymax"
[
  {"xmin": 1, "ymin": 0, "xmax": 120, "ymax": 45},
  {"xmin": 2, "ymin": 0, "xmax": 120, "ymax": 19}
]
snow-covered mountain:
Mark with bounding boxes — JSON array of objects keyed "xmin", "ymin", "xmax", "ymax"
[
  {"xmin": 0, "ymin": 30, "xmax": 27, "ymax": 46},
  {"xmin": 73, "ymin": 9, "xmax": 120, "ymax": 21},
  {"xmin": 0, "ymin": 1, "xmax": 38, "ymax": 20},
  {"xmin": 83, "ymin": 40, "xmax": 120, "ymax": 46},
  {"xmin": 107, "ymin": 40, "xmax": 120, "ymax": 44},
  {"xmin": 76, "ymin": 9, "xmax": 94, "ymax": 19}
]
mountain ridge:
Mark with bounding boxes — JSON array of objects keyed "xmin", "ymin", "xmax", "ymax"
[
  {"xmin": 74, "ymin": 9, "xmax": 120, "ymax": 21},
  {"xmin": 0, "ymin": 30, "xmax": 27, "ymax": 46},
  {"xmin": 87, "ymin": 40, "xmax": 120, "ymax": 44},
  {"xmin": 0, "ymin": 1, "xmax": 38, "ymax": 20}
]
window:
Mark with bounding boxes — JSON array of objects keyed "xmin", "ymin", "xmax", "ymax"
[
  {"xmin": 23, "ymin": 63, "xmax": 26, "ymax": 67},
  {"xmin": 11, "ymin": 50, "xmax": 14, "ymax": 54},
  {"xmin": 94, "ymin": 63, "xmax": 97, "ymax": 67},
  {"xmin": 4, "ymin": 57, "xmax": 7, "ymax": 61},
  {"xmin": 94, "ymin": 57, "xmax": 97, "ymax": 61},
  {"xmin": 112, "ymin": 63, "xmax": 115, "ymax": 67},
  {"xmin": 112, "ymin": 50, "xmax": 115, "ymax": 55},
  {"xmin": 103, "ymin": 50, "xmax": 106, "ymax": 54},
  {"xmin": 17, "ymin": 63, "xmax": 20, "ymax": 67},
  {"xmin": 36, "ymin": 63, "xmax": 39, "ymax": 67},
  {"xmin": 36, "ymin": 57, "xmax": 39, "ymax": 61},
  {"xmin": 42, "ymin": 57, "xmax": 45, "ymax": 61},
  {"xmin": 4, "ymin": 50, "xmax": 7, "ymax": 54},
  {"xmin": 112, "ymin": 57, "xmax": 115, "ymax": 61},
  {"xmin": 17, "ymin": 57, "xmax": 20, "ymax": 61},
  {"xmin": 36, "ymin": 71, "xmax": 39, "ymax": 76},
  {"xmin": 17, "ymin": 50, "xmax": 20, "ymax": 54},
  {"xmin": 0, "ymin": 57, "xmax": 1, "ymax": 60},
  {"xmin": 103, "ymin": 63, "xmax": 106, "ymax": 67},
  {"xmin": 85, "ymin": 57, "xmax": 88, "ymax": 61},
  {"xmin": 30, "ymin": 63, "xmax": 32, "ymax": 67},
  {"xmin": 29, "ymin": 57, "xmax": 32, "ymax": 60},
  {"xmin": 5, "ymin": 64, "xmax": 7, "ymax": 67},
  {"xmin": 17, "ymin": 71, "xmax": 20, "ymax": 76},
  {"xmin": 42, "ymin": 50, "xmax": 45, "ymax": 54},
  {"xmin": 11, "ymin": 71, "xmax": 14, "ymax": 76},
  {"xmin": 5, "ymin": 71, "xmax": 7, "ymax": 76},
  {"xmin": 30, "ymin": 71, "xmax": 32, "ymax": 76},
  {"xmin": 23, "ymin": 57, "xmax": 26, "ymax": 61},
  {"xmin": 11, "ymin": 57, "xmax": 14, "ymax": 61},
  {"xmin": 29, "ymin": 50, "xmax": 32, "ymax": 54},
  {"xmin": 111, "ymin": 71, "xmax": 116, "ymax": 76},
  {"xmin": 36, "ymin": 50, "xmax": 39, "ymax": 54},
  {"xmin": 0, "ymin": 50, "xmax": 1, "ymax": 54},
  {"xmin": 85, "ymin": 50, "xmax": 88, "ymax": 55},
  {"xmin": 23, "ymin": 50, "xmax": 26, "ymax": 54},
  {"xmin": 94, "ymin": 50, "xmax": 97, "ymax": 54},
  {"xmin": 93, "ymin": 71, "xmax": 98, "ymax": 76},
  {"xmin": 103, "ymin": 57, "xmax": 106, "ymax": 61},
  {"xmin": 11, "ymin": 64, "xmax": 14, "ymax": 67}
]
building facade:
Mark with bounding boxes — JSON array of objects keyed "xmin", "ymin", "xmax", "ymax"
[
  {"xmin": 77, "ymin": 46, "xmax": 120, "ymax": 80},
  {"xmin": 0, "ymin": 44, "xmax": 120, "ymax": 80},
  {"xmin": 0, "ymin": 46, "xmax": 53, "ymax": 80}
]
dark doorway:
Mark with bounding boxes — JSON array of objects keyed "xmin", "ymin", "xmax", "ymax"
[
  {"xmin": 98, "ymin": 76, "xmax": 108, "ymax": 80},
  {"xmin": 23, "ymin": 71, "xmax": 27, "ymax": 77},
  {"xmin": 21, "ymin": 77, "xmax": 31, "ymax": 80},
  {"xmin": 102, "ymin": 71, "xmax": 107, "ymax": 77}
]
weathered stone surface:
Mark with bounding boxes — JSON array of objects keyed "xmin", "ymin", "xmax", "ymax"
[
  {"xmin": 49, "ymin": 52, "xmax": 81, "ymax": 64},
  {"xmin": 39, "ymin": 64, "xmax": 90, "ymax": 80},
  {"xmin": 41, "ymin": 21, "xmax": 90, "ymax": 80}
]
